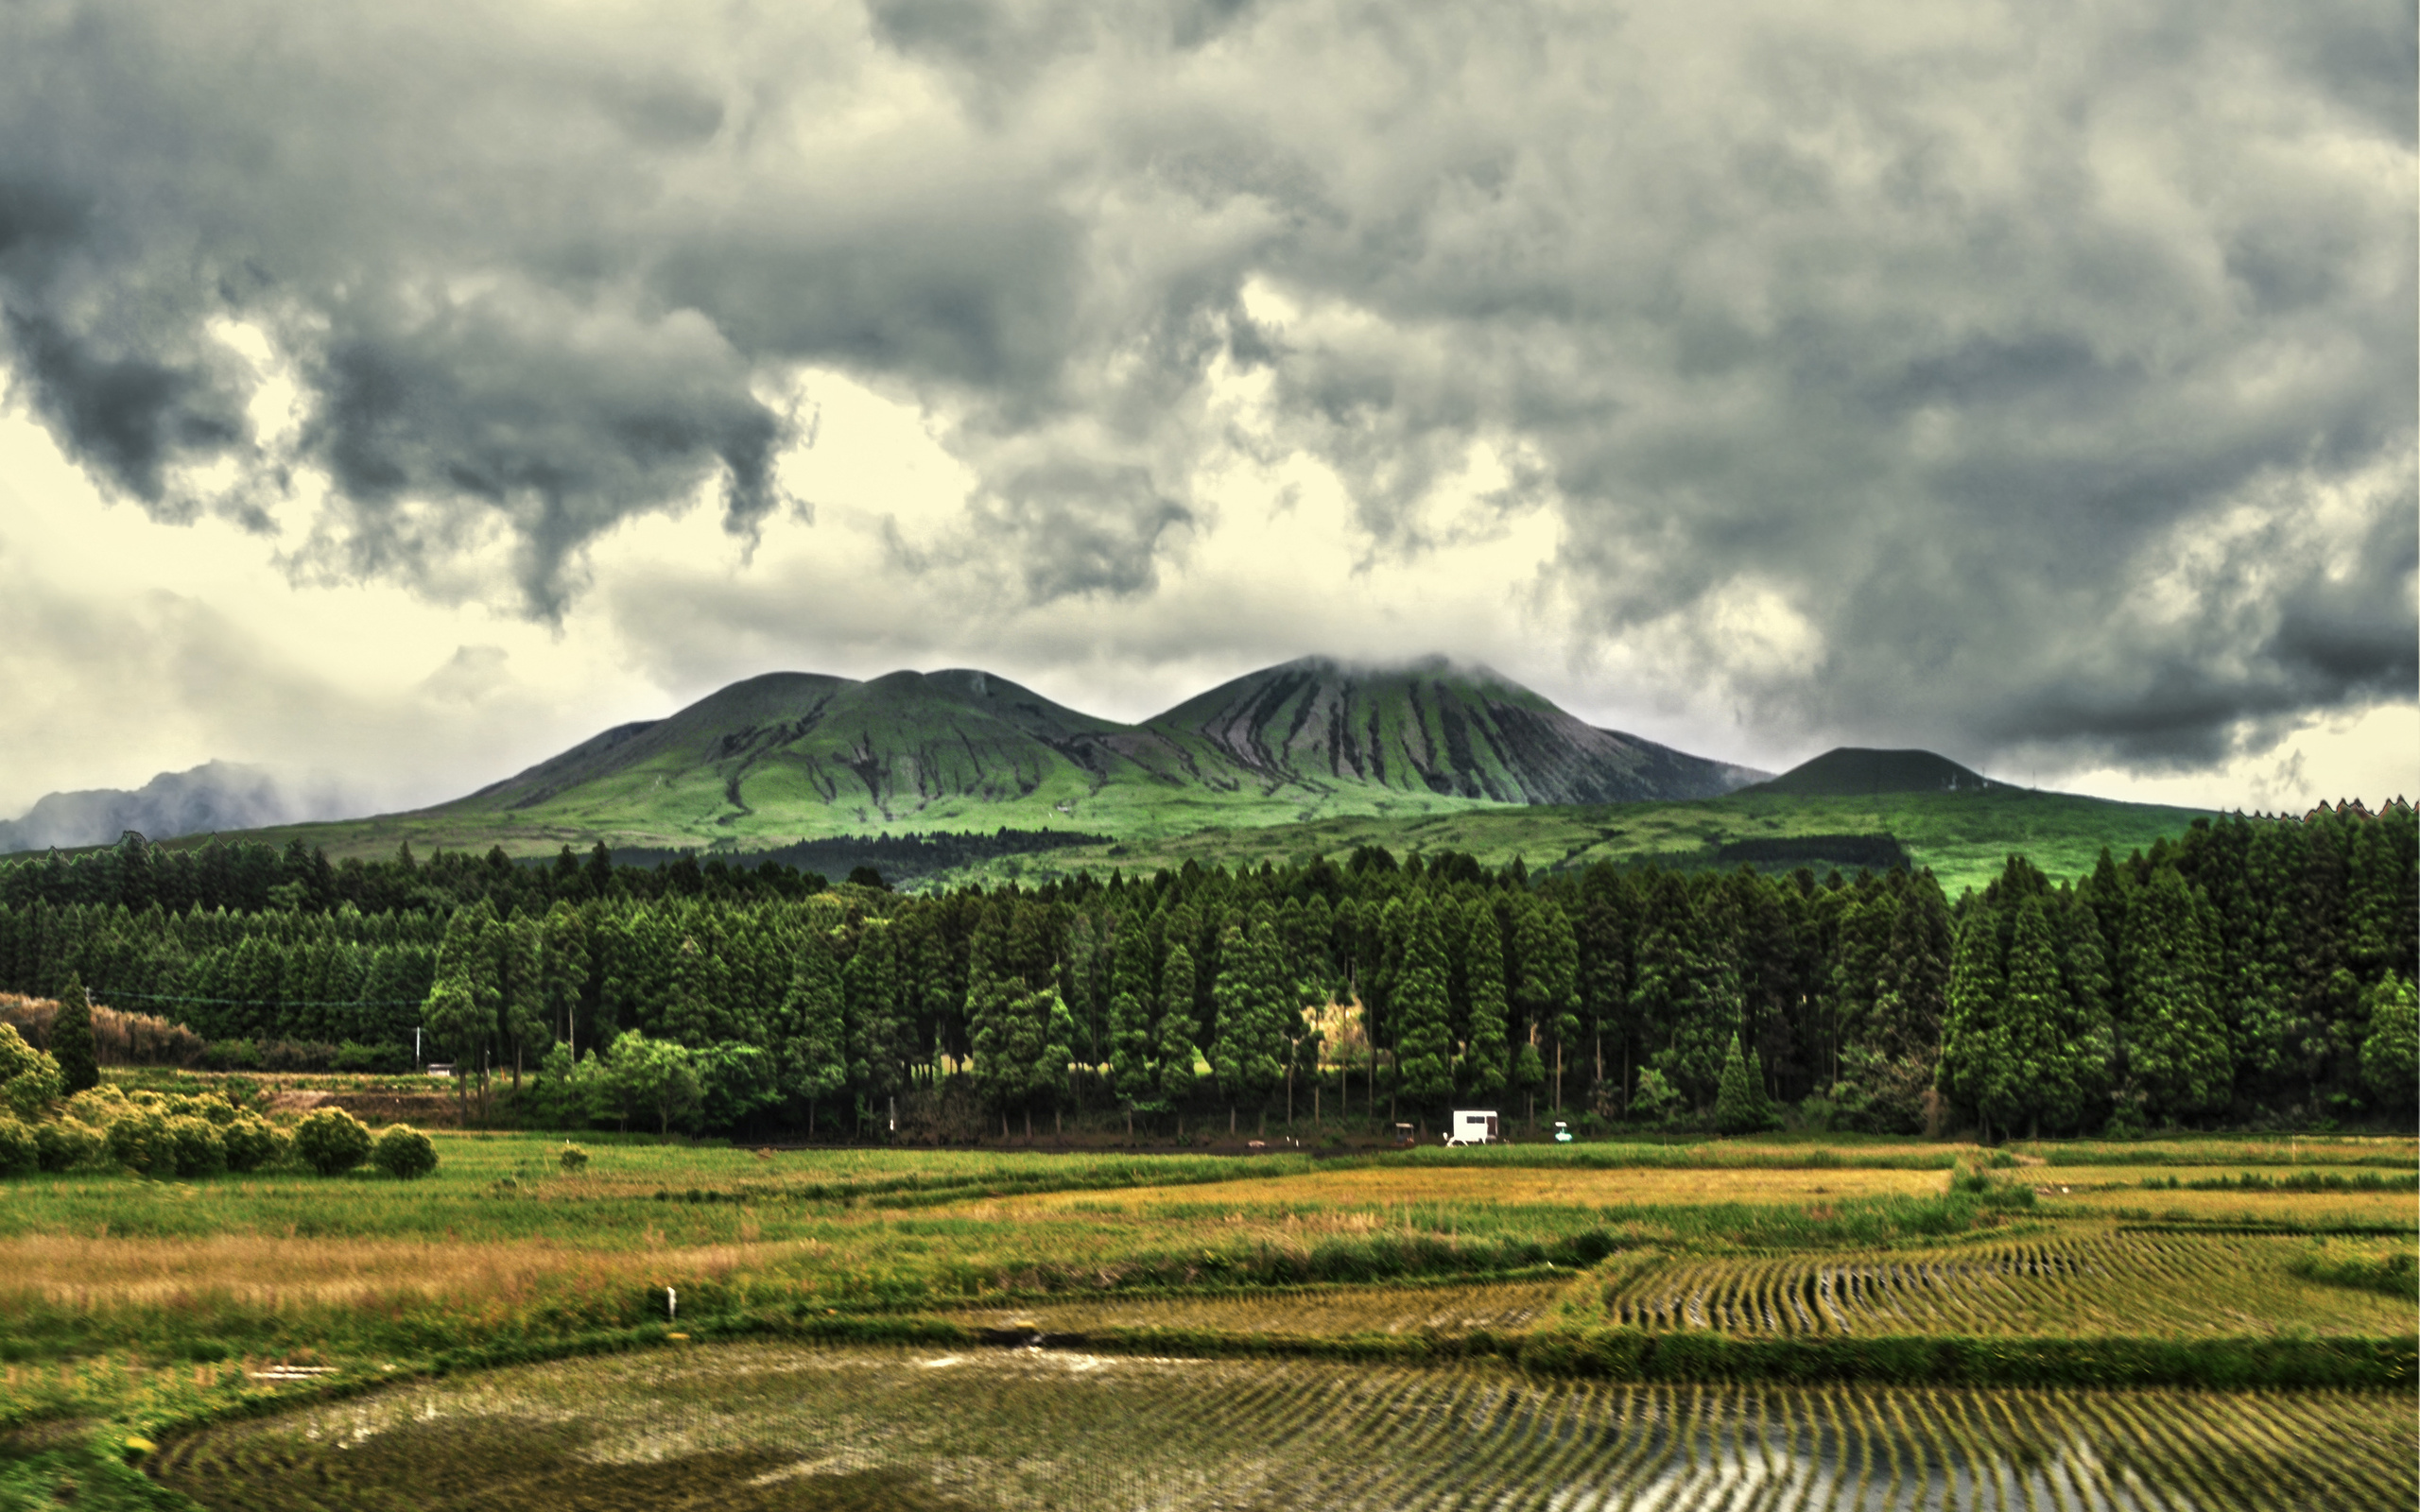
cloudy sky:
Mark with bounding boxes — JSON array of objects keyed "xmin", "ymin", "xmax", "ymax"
[{"xmin": 1, "ymin": 0, "xmax": 2412, "ymax": 822}]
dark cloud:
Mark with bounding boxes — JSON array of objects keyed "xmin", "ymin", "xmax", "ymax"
[{"xmin": 0, "ymin": 0, "xmax": 2410, "ymax": 771}]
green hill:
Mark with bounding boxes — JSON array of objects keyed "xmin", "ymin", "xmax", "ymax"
[
  {"xmin": 1747, "ymin": 747, "xmax": 2003, "ymax": 796},
  {"xmin": 897, "ymin": 786, "xmax": 2216, "ymax": 899},
  {"xmin": 150, "ymin": 657, "xmax": 1764, "ymax": 860}
]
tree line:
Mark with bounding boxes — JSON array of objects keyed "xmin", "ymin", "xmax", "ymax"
[{"xmin": 0, "ymin": 804, "xmax": 2410, "ymax": 1137}]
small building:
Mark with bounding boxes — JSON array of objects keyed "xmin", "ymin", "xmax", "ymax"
[{"xmin": 1444, "ymin": 1109, "xmax": 1500, "ymax": 1145}]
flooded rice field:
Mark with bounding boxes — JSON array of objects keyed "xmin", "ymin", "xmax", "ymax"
[{"xmin": 152, "ymin": 1342, "xmax": 2414, "ymax": 1511}]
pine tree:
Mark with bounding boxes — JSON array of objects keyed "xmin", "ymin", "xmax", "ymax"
[
  {"xmin": 1712, "ymin": 1034, "xmax": 1771, "ymax": 1134},
  {"xmin": 50, "ymin": 971, "xmax": 99, "ymax": 1096},
  {"xmin": 1210, "ymin": 919, "xmax": 1288, "ymax": 1129}
]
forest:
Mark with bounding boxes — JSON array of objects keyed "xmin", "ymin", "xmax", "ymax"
[{"xmin": 0, "ymin": 803, "xmax": 2411, "ymax": 1140}]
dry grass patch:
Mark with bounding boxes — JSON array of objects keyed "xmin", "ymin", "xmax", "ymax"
[{"xmin": 1005, "ymin": 1164, "xmax": 1946, "ymax": 1214}]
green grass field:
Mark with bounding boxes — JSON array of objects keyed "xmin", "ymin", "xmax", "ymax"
[
  {"xmin": 183, "ymin": 784, "xmax": 2208, "ymax": 899},
  {"xmin": 0, "ymin": 1127, "xmax": 2409, "ymax": 1509}
]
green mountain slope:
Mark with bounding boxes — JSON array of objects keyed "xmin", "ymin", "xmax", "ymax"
[
  {"xmin": 1150, "ymin": 656, "xmax": 1761, "ymax": 803},
  {"xmin": 1747, "ymin": 747, "xmax": 2002, "ymax": 796},
  {"xmin": 212, "ymin": 657, "xmax": 1766, "ymax": 858},
  {"xmin": 911, "ymin": 786, "xmax": 2217, "ymax": 900}
]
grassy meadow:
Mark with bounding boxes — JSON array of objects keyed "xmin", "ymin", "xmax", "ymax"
[
  {"xmin": 176, "ymin": 783, "xmax": 2209, "ymax": 900},
  {"xmin": 0, "ymin": 1125, "xmax": 2410, "ymax": 1508}
]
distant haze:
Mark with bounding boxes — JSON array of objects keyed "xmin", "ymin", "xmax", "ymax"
[{"xmin": 0, "ymin": 762, "xmax": 349, "ymax": 853}]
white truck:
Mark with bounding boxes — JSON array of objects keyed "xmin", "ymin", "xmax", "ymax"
[{"xmin": 1443, "ymin": 1109, "xmax": 1500, "ymax": 1146}]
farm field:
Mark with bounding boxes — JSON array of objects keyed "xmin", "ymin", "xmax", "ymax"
[
  {"xmin": 148, "ymin": 1343, "xmax": 2417, "ymax": 1512},
  {"xmin": 0, "ymin": 1130, "xmax": 2410, "ymax": 1509}
]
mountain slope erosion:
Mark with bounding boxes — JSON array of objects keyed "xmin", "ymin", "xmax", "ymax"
[
  {"xmin": 1150, "ymin": 657, "xmax": 1760, "ymax": 803},
  {"xmin": 406, "ymin": 657, "xmax": 1762, "ymax": 848}
]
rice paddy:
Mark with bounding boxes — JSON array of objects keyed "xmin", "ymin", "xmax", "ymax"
[
  {"xmin": 1, "ymin": 1130, "xmax": 2411, "ymax": 1509},
  {"xmin": 149, "ymin": 1342, "xmax": 2418, "ymax": 1511},
  {"xmin": 1586, "ymin": 1232, "xmax": 2415, "ymax": 1338}
]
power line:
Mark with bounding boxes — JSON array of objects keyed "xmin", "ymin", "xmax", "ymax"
[{"xmin": 88, "ymin": 988, "xmax": 427, "ymax": 1008}]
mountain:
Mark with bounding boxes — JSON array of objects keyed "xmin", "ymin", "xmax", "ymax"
[
  {"xmin": 0, "ymin": 762, "xmax": 299, "ymax": 852},
  {"xmin": 393, "ymin": 656, "xmax": 1764, "ymax": 851},
  {"xmin": 1149, "ymin": 656, "xmax": 1761, "ymax": 803},
  {"xmin": 1747, "ymin": 747, "xmax": 2002, "ymax": 797}
]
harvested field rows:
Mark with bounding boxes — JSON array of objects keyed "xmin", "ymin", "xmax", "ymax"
[
  {"xmin": 2040, "ymin": 1185, "xmax": 2417, "ymax": 1228},
  {"xmin": 1011, "ymin": 1163, "xmax": 1946, "ymax": 1213},
  {"xmin": 1593, "ymin": 1232, "xmax": 2417, "ymax": 1338},
  {"xmin": 153, "ymin": 1342, "xmax": 2419, "ymax": 1511},
  {"xmin": 950, "ymin": 1279, "xmax": 1574, "ymax": 1338}
]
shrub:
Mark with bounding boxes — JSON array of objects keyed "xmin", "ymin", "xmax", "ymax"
[
  {"xmin": 106, "ymin": 1109, "xmax": 173, "ymax": 1176},
  {"xmin": 0, "ymin": 1116, "xmax": 36, "ymax": 1177},
  {"xmin": 558, "ymin": 1143, "xmax": 591, "ymax": 1174},
  {"xmin": 203, "ymin": 1039, "xmax": 262, "ymax": 1072},
  {"xmin": 292, "ymin": 1108, "xmax": 372, "ymax": 1176},
  {"xmin": 0, "ymin": 1024, "xmax": 63, "ymax": 1121},
  {"xmin": 163, "ymin": 1115, "xmax": 229, "ymax": 1178},
  {"xmin": 372, "ymin": 1125, "xmax": 439, "ymax": 1180},
  {"xmin": 221, "ymin": 1113, "xmax": 289, "ymax": 1173},
  {"xmin": 33, "ymin": 1118, "xmax": 101, "ymax": 1172}
]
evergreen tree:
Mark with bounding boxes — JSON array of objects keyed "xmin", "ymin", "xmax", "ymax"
[
  {"xmin": 1155, "ymin": 943, "xmax": 1201, "ymax": 1111},
  {"xmin": 1512, "ymin": 896, "xmax": 1581, "ymax": 1110},
  {"xmin": 2359, "ymin": 975, "xmax": 2417, "ymax": 1115},
  {"xmin": 1109, "ymin": 919, "xmax": 1159, "ymax": 1119},
  {"xmin": 1936, "ymin": 904, "xmax": 2005, "ymax": 1139},
  {"xmin": 2118, "ymin": 867, "xmax": 2232, "ymax": 1122},
  {"xmin": 1991, "ymin": 896, "xmax": 2110, "ymax": 1137},
  {"xmin": 1210, "ymin": 920, "xmax": 1288, "ymax": 1129},
  {"xmin": 846, "ymin": 922, "xmax": 911, "ymax": 1113},
  {"xmin": 1712, "ymin": 1033, "xmax": 1771, "ymax": 1134},
  {"xmin": 1392, "ymin": 898, "xmax": 1456, "ymax": 1106},
  {"xmin": 50, "ymin": 971, "xmax": 99, "ymax": 1096},
  {"xmin": 777, "ymin": 927, "xmax": 848, "ymax": 1134},
  {"xmin": 1461, "ymin": 903, "xmax": 1510, "ymax": 1098}
]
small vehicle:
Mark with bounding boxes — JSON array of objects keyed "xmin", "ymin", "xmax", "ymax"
[
  {"xmin": 1553, "ymin": 1121, "xmax": 1573, "ymax": 1144},
  {"xmin": 1392, "ymin": 1122, "xmax": 1418, "ymax": 1148},
  {"xmin": 1443, "ymin": 1109, "xmax": 1500, "ymax": 1146}
]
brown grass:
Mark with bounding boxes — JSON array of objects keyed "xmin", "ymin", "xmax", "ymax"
[{"xmin": 1008, "ymin": 1165, "xmax": 1949, "ymax": 1213}]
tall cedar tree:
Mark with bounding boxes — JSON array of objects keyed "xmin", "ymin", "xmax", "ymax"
[
  {"xmin": 51, "ymin": 971, "xmax": 99, "ymax": 1095},
  {"xmin": 1210, "ymin": 919, "xmax": 1288, "ymax": 1130},
  {"xmin": 1713, "ymin": 1033, "xmax": 1771, "ymax": 1134},
  {"xmin": 1109, "ymin": 918, "xmax": 1159, "ymax": 1114},
  {"xmin": 1155, "ymin": 943, "xmax": 1201, "ymax": 1110},
  {"xmin": 779, "ymin": 927, "xmax": 848, "ymax": 1134},
  {"xmin": 1392, "ymin": 897, "xmax": 1455, "ymax": 1106},
  {"xmin": 2118, "ymin": 867, "xmax": 2233, "ymax": 1121},
  {"xmin": 1461, "ymin": 903, "xmax": 1510, "ymax": 1098}
]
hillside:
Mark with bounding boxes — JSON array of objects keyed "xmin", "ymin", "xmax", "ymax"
[
  {"xmin": 1152, "ymin": 656, "xmax": 1759, "ymax": 803},
  {"xmin": 1748, "ymin": 747, "xmax": 2002, "ymax": 796},
  {"xmin": 144, "ymin": 657, "xmax": 1764, "ymax": 859},
  {"xmin": 893, "ymin": 786, "xmax": 2217, "ymax": 899}
]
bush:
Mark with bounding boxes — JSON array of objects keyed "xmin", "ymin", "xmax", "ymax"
[
  {"xmin": 558, "ymin": 1143, "xmax": 591, "ymax": 1174},
  {"xmin": 162, "ymin": 1114, "xmax": 228, "ymax": 1178},
  {"xmin": 105, "ymin": 1109, "xmax": 173, "ymax": 1176},
  {"xmin": 0, "ymin": 1115, "xmax": 36, "ymax": 1177},
  {"xmin": 33, "ymin": 1118, "xmax": 101, "ymax": 1172},
  {"xmin": 203, "ymin": 1039, "xmax": 262, "ymax": 1072},
  {"xmin": 262, "ymin": 1040, "xmax": 339, "ymax": 1074},
  {"xmin": 371, "ymin": 1125, "xmax": 439, "ymax": 1180},
  {"xmin": 292, "ymin": 1108, "xmax": 372, "ymax": 1176},
  {"xmin": 0, "ymin": 1024, "xmax": 63, "ymax": 1121},
  {"xmin": 221, "ymin": 1113, "xmax": 288, "ymax": 1173}
]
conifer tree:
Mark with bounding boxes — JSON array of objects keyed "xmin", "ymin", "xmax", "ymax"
[
  {"xmin": 2360, "ymin": 975, "xmax": 2417, "ymax": 1114},
  {"xmin": 1108, "ymin": 919, "xmax": 1159, "ymax": 1122},
  {"xmin": 1512, "ymin": 896, "xmax": 1581, "ymax": 1109},
  {"xmin": 1392, "ymin": 898, "xmax": 1455, "ymax": 1106},
  {"xmin": 1210, "ymin": 919, "xmax": 1288, "ymax": 1130},
  {"xmin": 50, "ymin": 971, "xmax": 98, "ymax": 1096},
  {"xmin": 1461, "ymin": 903, "xmax": 1510, "ymax": 1098},
  {"xmin": 1935, "ymin": 904, "xmax": 2006, "ymax": 1140},
  {"xmin": 2118, "ymin": 867, "xmax": 2232, "ymax": 1122},
  {"xmin": 777, "ymin": 927, "xmax": 849, "ymax": 1135},
  {"xmin": 1713, "ymin": 1033, "xmax": 1771, "ymax": 1134},
  {"xmin": 1155, "ymin": 943, "xmax": 1201, "ymax": 1111}
]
